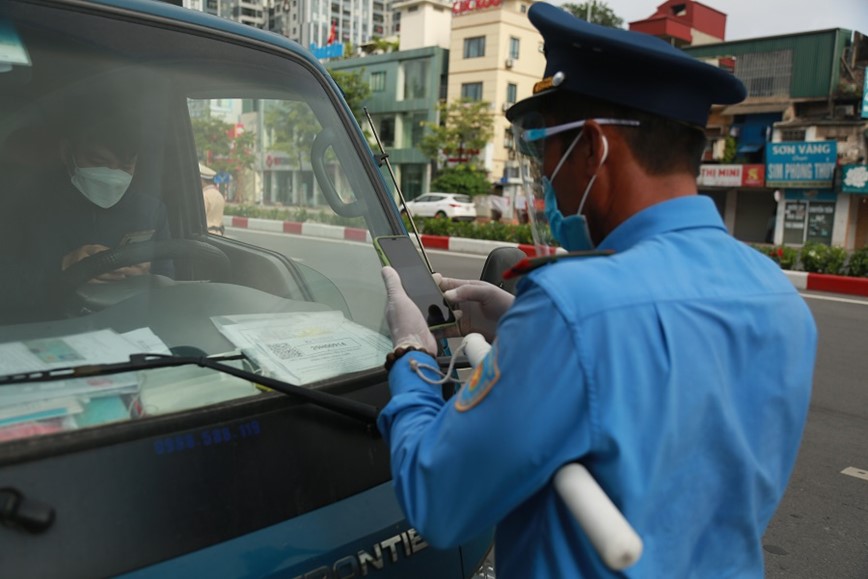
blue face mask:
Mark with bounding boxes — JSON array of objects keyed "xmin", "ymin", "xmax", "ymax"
[
  {"xmin": 543, "ymin": 176, "xmax": 594, "ymax": 252},
  {"xmin": 544, "ymin": 131, "xmax": 608, "ymax": 252}
]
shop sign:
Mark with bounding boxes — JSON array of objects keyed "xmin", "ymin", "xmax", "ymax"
[
  {"xmin": 742, "ymin": 164, "xmax": 765, "ymax": 187},
  {"xmin": 698, "ymin": 164, "xmax": 765, "ymax": 187},
  {"xmin": 309, "ymin": 42, "xmax": 343, "ymax": 60},
  {"xmin": 841, "ymin": 164, "xmax": 868, "ymax": 194},
  {"xmin": 452, "ymin": 0, "xmax": 502, "ymax": 16},
  {"xmin": 765, "ymin": 141, "xmax": 837, "ymax": 188}
]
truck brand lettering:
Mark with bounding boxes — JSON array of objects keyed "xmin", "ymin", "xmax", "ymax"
[
  {"xmin": 358, "ymin": 544, "xmax": 384, "ymax": 573},
  {"xmin": 294, "ymin": 530, "xmax": 429, "ymax": 578},
  {"xmin": 379, "ymin": 535, "xmax": 402, "ymax": 563},
  {"xmin": 333, "ymin": 556, "xmax": 359, "ymax": 578},
  {"xmin": 407, "ymin": 528, "xmax": 428, "ymax": 554}
]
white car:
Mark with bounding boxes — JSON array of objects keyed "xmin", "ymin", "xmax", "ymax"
[{"xmin": 404, "ymin": 192, "xmax": 477, "ymax": 221}]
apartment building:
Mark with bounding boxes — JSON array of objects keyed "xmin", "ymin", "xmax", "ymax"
[{"xmin": 448, "ymin": 0, "xmax": 543, "ymax": 205}]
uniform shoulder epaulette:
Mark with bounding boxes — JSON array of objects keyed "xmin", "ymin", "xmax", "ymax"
[{"xmin": 503, "ymin": 249, "xmax": 614, "ymax": 280}]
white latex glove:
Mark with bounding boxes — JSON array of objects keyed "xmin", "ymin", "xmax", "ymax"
[
  {"xmin": 381, "ymin": 266, "xmax": 437, "ymax": 355},
  {"xmin": 434, "ymin": 274, "xmax": 515, "ymax": 342}
]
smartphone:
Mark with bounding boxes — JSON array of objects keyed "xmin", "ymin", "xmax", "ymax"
[
  {"xmin": 118, "ymin": 229, "xmax": 155, "ymax": 246},
  {"xmin": 374, "ymin": 235, "xmax": 457, "ymax": 330}
]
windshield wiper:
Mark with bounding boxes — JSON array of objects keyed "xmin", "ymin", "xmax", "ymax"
[{"xmin": 0, "ymin": 353, "xmax": 381, "ymax": 425}]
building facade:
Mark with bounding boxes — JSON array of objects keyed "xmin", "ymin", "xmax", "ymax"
[
  {"xmin": 328, "ymin": 45, "xmax": 450, "ymax": 198},
  {"xmin": 685, "ymin": 28, "xmax": 868, "ymax": 249},
  {"xmin": 447, "ymin": 0, "xmax": 543, "ymax": 211}
]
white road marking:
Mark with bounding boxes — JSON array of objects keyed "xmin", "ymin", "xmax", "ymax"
[
  {"xmin": 800, "ymin": 293, "xmax": 868, "ymax": 306},
  {"xmin": 841, "ymin": 466, "xmax": 868, "ymax": 481}
]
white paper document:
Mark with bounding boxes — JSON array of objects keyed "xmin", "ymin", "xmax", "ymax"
[
  {"xmin": 212, "ymin": 311, "xmax": 392, "ymax": 385},
  {"xmin": 0, "ymin": 328, "xmax": 170, "ymax": 408}
]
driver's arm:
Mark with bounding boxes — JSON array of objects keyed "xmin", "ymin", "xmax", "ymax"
[{"xmin": 61, "ymin": 243, "xmax": 150, "ymax": 282}]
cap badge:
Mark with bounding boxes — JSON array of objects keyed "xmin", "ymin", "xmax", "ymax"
[{"xmin": 532, "ymin": 71, "xmax": 565, "ymax": 95}]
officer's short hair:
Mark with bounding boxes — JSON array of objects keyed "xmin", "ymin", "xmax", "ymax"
[{"xmin": 547, "ymin": 92, "xmax": 707, "ymax": 177}]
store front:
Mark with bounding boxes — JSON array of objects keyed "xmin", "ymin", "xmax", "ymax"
[
  {"xmin": 842, "ymin": 164, "xmax": 868, "ymax": 249},
  {"xmin": 766, "ymin": 141, "xmax": 837, "ymax": 246},
  {"xmin": 781, "ymin": 191, "xmax": 836, "ymax": 245},
  {"xmin": 698, "ymin": 164, "xmax": 772, "ymax": 243}
]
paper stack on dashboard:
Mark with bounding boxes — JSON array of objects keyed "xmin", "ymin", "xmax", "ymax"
[
  {"xmin": 0, "ymin": 328, "xmax": 170, "ymax": 428},
  {"xmin": 212, "ymin": 311, "xmax": 392, "ymax": 386}
]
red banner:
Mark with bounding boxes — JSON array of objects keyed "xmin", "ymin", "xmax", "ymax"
[
  {"xmin": 453, "ymin": 0, "xmax": 502, "ymax": 16},
  {"xmin": 699, "ymin": 164, "xmax": 765, "ymax": 188}
]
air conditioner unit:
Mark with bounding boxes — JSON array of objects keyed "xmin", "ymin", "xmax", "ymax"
[
  {"xmin": 505, "ymin": 58, "xmax": 514, "ymax": 68},
  {"xmin": 501, "ymin": 102, "xmax": 511, "ymax": 112}
]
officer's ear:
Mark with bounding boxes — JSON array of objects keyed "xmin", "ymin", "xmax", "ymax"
[{"xmin": 580, "ymin": 120, "xmax": 608, "ymax": 174}]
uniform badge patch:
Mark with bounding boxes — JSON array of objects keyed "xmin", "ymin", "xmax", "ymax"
[{"xmin": 455, "ymin": 343, "xmax": 500, "ymax": 412}]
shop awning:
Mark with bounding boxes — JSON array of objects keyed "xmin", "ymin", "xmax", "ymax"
[
  {"xmin": 721, "ymin": 101, "xmax": 790, "ymax": 116},
  {"xmin": 737, "ymin": 143, "xmax": 764, "ymax": 154}
]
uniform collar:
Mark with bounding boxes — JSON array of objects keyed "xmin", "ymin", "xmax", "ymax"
[{"xmin": 597, "ymin": 195, "xmax": 726, "ymax": 253}]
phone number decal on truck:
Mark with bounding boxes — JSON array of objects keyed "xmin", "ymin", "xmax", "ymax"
[{"xmin": 152, "ymin": 420, "xmax": 262, "ymax": 455}]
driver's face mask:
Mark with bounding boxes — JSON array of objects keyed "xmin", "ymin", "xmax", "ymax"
[
  {"xmin": 543, "ymin": 129, "xmax": 608, "ymax": 251},
  {"xmin": 71, "ymin": 158, "xmax": 134, "ymax": 209}
]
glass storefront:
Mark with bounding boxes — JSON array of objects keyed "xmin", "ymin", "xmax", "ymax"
[{"xmin": 782, "ymin": 191, "xmax": 836, "ymax": 245}]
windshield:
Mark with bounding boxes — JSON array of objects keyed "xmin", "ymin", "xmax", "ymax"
[{"xmin": 0, "ymin": 2, "xmax": 402, "ymax": 443}]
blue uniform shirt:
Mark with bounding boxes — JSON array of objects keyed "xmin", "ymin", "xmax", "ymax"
[{"xmin": 378, "ymin": 195, "xmax": 816, "ymax": 578}]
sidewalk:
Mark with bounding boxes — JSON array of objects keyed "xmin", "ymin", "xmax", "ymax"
[{"xmin": 225, "ymin": 215, "xmax": 868, "ymax": 299}]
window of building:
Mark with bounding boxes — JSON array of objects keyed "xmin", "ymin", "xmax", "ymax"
[
  {"xmin": 402, "ymin": 111, "xmax": 428, "ymax": 148},
  {"xmin": 369, "ymin": 71, "xmax": 386, "ymax": 92},
  {"xmin": 401, "ymin": 164, "xmax": 426, "ymax": 199},
  {"xmin": 463, "ymin": 36, "xmax": 486, "ymax": 59},
  {"xmin": 503, "ymin": 127, "xmax": 514, "ymax": 149},
  {"xmin": 379, "ymin": 117, "xmax": 395, "ymax": 147},
  {"xmin": 403, "ymin": 59, "xmax": 429, "ymax": 100},
  {"xmin": 509, "ymin": 37, "xmax": 520, "ymax": 60},
  {"xmin": 461, "ymin": 82, "xmax": 483, "ymax": 101},
  {"xmin": 520, "ymin": 3, "xmax": 527, "ymax": 13},
  {"xmin": 734, "ymin": 50, "xmax": 792, "ymax": 98},
  {"xmin": 780, "ymin": 128, "xmax": 806, "ymax": 141},
  {"xmin": 506, "ymin": 82, "xmax": 517, "ymax": 105}
]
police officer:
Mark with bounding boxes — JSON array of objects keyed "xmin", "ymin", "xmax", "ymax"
[
  {"xmin": 200, "ymin": 163, "xmax": 225, "ymax": 235},
  {"xmin": 378, "ymin": 3, "xmax": 817, "ymax": 577}
]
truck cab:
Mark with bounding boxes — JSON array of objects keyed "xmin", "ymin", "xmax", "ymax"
[{"xmin": 0, "ymin": 1, "xmax": 492, "ymax": 575}]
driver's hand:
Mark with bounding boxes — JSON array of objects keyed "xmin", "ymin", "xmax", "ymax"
[{"xmin": 61, "ymin": 244, "xmax": 151, "ymax": 283}]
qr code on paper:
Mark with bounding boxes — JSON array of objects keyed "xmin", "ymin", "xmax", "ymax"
[{"xmin": 267, "ymin": 343, "xmax": 304, "ymax": 360}]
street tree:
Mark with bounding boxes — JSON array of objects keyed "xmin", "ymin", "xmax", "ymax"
[
  {"xmin": 562, "ymin": 1, "xmax": 624, "ymax": 28},
  {"xmin": 419, "ymin": 98, "xmax": 494, "ymax": 177},
  {"xmin": 330, "ymin": 69, "xmax": 372, "ymax": 125},
  {"xmin": 191, "ymin": 116, "xmax": 256, "ymax": 203},
  {"xmin": 430, "ymin": 165, "xmax": 492, "ymax": 197}
]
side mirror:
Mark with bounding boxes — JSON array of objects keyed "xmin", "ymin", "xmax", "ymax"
[{"xmin": 479, "ymin": 247, "xmax": 526, "ymax": 295}]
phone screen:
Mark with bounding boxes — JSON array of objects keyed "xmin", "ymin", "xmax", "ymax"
[{"xmin": 375, "ymin": 236, "xmax": 456, "ymax": 329}]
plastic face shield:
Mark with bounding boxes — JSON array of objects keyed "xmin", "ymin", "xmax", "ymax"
[
  {"xmin": 512, "ymin": 115, "xmax": 641, "ymax": 256},
  {"xmin": 512, "ymin": 111, "xmax": 558, "ymax": 256}
]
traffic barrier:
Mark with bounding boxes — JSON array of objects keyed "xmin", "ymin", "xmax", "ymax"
[{"xmin": 225, "ymin": 216, "xmax": 868, "ymax": 298}]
